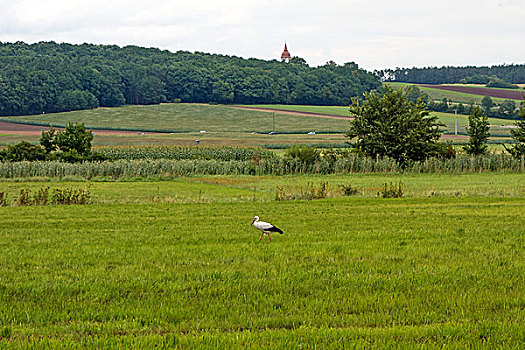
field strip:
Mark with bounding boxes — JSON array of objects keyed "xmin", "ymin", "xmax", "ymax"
[
  {"xmin": 0, "ymin": 121, "xmax": 162, "ymax": 136},
  {"xmin": 418, "ymin": 84, "xmax": 525, "ymax": 100},
  {"xmin": 229, "ymin": 106, "xmax": 354, "ymax": 120}
]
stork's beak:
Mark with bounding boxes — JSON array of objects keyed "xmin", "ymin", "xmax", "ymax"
[{"xmin": 251, "ymin": 218, "xmax": 255, "ymax": 225}]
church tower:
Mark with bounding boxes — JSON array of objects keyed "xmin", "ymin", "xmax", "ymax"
[{"xmin": 281, "ymin": 43, "xmax": 291, "ymax": 63}]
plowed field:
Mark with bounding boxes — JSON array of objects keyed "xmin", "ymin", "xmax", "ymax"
[{"xmin": 419, "ymin": 85, "xmax": 524, "ymax": 100}]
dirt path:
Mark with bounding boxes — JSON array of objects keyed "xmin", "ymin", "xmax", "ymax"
[{"xmin": 229, "ymin": 106, "xmax": 354, "ymax": 120}]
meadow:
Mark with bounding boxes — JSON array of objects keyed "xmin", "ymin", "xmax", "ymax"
[
  {"xmin": 0, "ymin": 173, "xmax": 524, "ymax": 348},
  {"xmin": 0, "ymin": 102, "xmax": 524, "ymax": 347},
  {"xmin": 0, "ymin": 104, "xmax": 349, "ymax": 134}
]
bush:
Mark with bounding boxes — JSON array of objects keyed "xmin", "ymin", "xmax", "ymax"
[
  {"xmin": 379, "ymin": 181, "xmax": 405, "ymax": 198},
  {"xmin": 434, "ymin": 142, "xmax": 457, "ymax": 159},
  {"xmin": 15, "ymin": 189, "xmax": 32, "ymax": 206},
  {"xmin": 284, "ymin": 145, "xmax": 319, "ymax": 164},
  {"xmin": 0, "ymin": 141, "xmax": 47, "ymax": 162},
  {"xmin": 0, "ymin": 192, "xmax": 7, "ymax": 206},
  {"xmin": 275, "ymin": 182, "xmax": 329, "ymax": 201},
  {"xmin": 339, "ymin": 183, "xmax": 360, "ymax": 196},
  {"xmin": 51, "ymin": 188, "xmax": 91, "ymax": 205},
  {"xmin": 10, "ymin": 187, "xmax": 91, "ymax": 206},
  {"xmin": 460, "ymin": 75, "xmax": 491, "ymax": 84},
  {"xmin": 486, "ymin": 76, "xmax": 519, "ymax": 89}
]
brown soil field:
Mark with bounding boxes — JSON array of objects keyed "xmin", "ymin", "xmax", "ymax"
[{"xmin": 419, "ymin": 85, "xmax": 525, "ymax": 100}]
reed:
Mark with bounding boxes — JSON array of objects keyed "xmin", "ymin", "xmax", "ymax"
[{"xmin": 0, "ymin": 154, "xmax": 521, "ymax": 179}]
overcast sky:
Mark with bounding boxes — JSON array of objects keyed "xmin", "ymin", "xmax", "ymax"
[{"xmin": 1, "ymin": 0, "xmax": 524, "ymax": 70}]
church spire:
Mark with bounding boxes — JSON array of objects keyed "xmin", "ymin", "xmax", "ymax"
[{"xmin": 281, "ymin": 42, "xmax": 291, "ymax": 63}]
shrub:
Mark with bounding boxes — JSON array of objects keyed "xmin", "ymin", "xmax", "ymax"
[
  {"xmin": 15, "ymin": 189, "xmax": 32, "ymax": 206},
  {"xmin": 0, "ymin": 192, "xmax": 7, "ymax": 206},
  {"xmin": 32, "ymin": 187, "xmax": 49, "ymax": 206},
  {"xmin": 284, "ymin": 145, "xmax": 319, "ymax": 164},
  {"xmin": 379, "ymin": 181, "xmax": 405, "ymax": 198},
  {"xmin": 10, "ymin": 187, "xmax": 91, "ymax": 206},
  {"xmin": 486, "ymin": 76, "xmax": 519, "ymax": 89},
  {"xmin": 275, "ymin": 182, "xmax": 329, "ymax": 201},
  {"xmin": 339, "ymin": 184, "xmax": 360, "ymax": 196},
  {"xmin": 51, "ymin": 188, "xmax": 91, "ymax": 205},
  {"xmin": 0, "ymin": 141, "xmax": 47, "ymax": 162}
]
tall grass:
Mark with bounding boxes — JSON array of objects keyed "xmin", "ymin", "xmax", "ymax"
[{"xmin": 0, "ymin": 154, "xmax": 521, "ymax": 179}]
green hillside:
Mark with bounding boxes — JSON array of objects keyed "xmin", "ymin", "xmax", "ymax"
[{"xmin": 0, "ymin": 104, "xmax": 349, "ymax": 133}]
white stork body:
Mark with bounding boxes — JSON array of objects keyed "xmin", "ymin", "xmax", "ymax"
[{"xmin": 251, "ymin": 216, "xmax": 283, "ymax": 243}]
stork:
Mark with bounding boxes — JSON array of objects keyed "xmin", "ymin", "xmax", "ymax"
[{"xmin": 251, "ymin": 216, "xmax": 283, "ymax": 243}]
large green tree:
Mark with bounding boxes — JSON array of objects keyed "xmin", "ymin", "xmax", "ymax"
[
  {"xmin": 463, "ymin": 106, "xmax": 490, "ymax": 155},
  {"xmin": 346, "ymin": 86, "xmax": 444, "ymax": 164}
]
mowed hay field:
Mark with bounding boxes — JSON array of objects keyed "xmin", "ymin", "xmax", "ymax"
[
  {"xmin": 0, "ymin": 104, "xmax": 349, "ymax": 133},
  {"xmin": 0, "ymin": 174, "xmax": 524, "ymax": 348}
]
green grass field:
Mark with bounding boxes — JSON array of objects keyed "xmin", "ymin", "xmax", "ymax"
[
  {"xmin": 0, "ymin": 173, "xmax": 523, "ymax": 348},
  {"xmin": 248, "ymin": 104, "xmax": 353, "ymax": 117},
  {"xmin": 0, "ymin": 104, "xmax": 348, "ymax": 133},
  {"xmin": 1, "ymin": 173, "xmax": 524, "ymax": 204}
]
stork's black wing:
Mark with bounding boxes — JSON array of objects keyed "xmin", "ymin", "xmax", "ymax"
[{"xmin": 266, "ymin": 225, "xmax": 283, "ymax": 234}]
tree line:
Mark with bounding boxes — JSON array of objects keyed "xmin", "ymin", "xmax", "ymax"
[
  {"xmin": 0, "ymin": 41, "xmax": 381, "ymax": 116},
  {"xmin": 376, "ymin": 65, "xmax": 525, "ymax": 85}
]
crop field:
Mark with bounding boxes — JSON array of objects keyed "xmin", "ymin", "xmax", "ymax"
[
  {"xmin": 0, "ymin": 103, "xmax": 518, "ymax": 148},
  {"xmin": 0, "ymin": 173, "xmax": 524, "ymax": 348},
  {"xmin": 389, "ymin": 82, "xmax": 524, "ymax": 104},
  {"xmin": 419, "ymin": 84, "xmax": 525, "ymax": 101}
]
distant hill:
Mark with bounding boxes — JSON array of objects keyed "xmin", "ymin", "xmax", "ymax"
[
  {"xmin": 376, "ymin": 65, "xmax": 525, "ymax": 85},
  {"xmin": 0, "ymin": 41, "xmax": 381, "ymax": 116}
]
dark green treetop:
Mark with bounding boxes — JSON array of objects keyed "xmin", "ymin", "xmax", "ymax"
[{"xmin": 346, "ymin": 85, "xmax": 444, "ymax": 165}]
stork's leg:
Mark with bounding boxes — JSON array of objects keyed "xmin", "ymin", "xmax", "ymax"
[
  {"xmin": 268, "ymin": 233, "xmax": 272, "ymax": 242},
  {"xmin": 258, "ymin": 233, "xmax": 264, "ymax": 243}
]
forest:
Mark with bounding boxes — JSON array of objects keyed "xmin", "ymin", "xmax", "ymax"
[
  {"xmin": 376, "ymin": 64, "xmax": 525, "ymax": 85},
  {"xmin": 0, "ymin": 41, "xmax": 381, "ymax": 116}
]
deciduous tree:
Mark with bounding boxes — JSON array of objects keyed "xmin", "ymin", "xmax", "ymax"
[
  {"xmin": 463, "ymin": 106, "xmax": 490, "ymax": 155},
  {"xmin": 346, "ymin": 86, "xmax": 444, "ymax": 165},
  {"xmin": 504, "ymin": 107, "xmax": 525, "ymax": 157}
]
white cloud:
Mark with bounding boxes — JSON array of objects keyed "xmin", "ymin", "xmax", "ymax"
[{"xmin": 0, "ymin": 0, "xmax": 524, "ymax": 70}]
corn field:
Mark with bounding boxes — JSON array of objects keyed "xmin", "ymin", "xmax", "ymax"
[
  {"xmin": 0, "ymin": 154, "xmax": 522, "ymax": 179},
  {"xmin": 96, "ymin": 146, "xmax": 276, "ymax": 161}
]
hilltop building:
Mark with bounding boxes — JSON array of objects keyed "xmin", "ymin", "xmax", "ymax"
[{"xmin": 281, "ymin": 43, "xmax": 291, "ymax": 63}]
